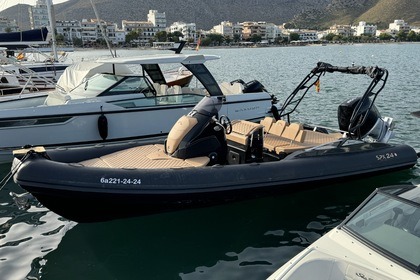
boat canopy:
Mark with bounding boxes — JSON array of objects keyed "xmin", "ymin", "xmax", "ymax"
[
  {"xmin": 56, "ymin": 61, "xmax": 133, "ymax": 92},
  {"xmin": 0, "ymin": 27, "xmax": 50, "ymax": 50},
  {"xmin": 96, "ymin": 54, "xmax": 223, "ymax": 96},
  {"xmin": 96, "ymin": 54, "xmax": 220, "ymax": 65}
]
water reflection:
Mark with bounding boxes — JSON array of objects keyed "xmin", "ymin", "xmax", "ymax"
[{"xmin": 0, "ymin": 164, "xmax": 76, "ymax": 280}]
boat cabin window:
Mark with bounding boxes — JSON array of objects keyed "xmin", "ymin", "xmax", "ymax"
[
  {"xmin": 104, "ymin": 76, "xmax": 153, "ymax": 96},
  {"xmin": 69, "ymin": 74, "xmax": 153, "ymax": 98},
  {"xmin": 109, "ymin": 93, "xmax": 205, "ymax": 109},
  {"xmin": 344, "ymin": 187, "xmax": 420, "ymax": 271}
]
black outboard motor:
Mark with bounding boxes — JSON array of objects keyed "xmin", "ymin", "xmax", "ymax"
[
  {"xmin": 229, "ymin": 79, "xmax": 267, "ymax": 93},
  {"xmin": 337, "ymin": 97, "xmax": 381, "ymax": 139},
  {"xmin": 243, "ymin": 80, "xmax": 267, "ymax": 93}
]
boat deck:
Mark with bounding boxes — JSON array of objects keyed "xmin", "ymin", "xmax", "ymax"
[
  {"xmin": 227, "ymin": 117, "xmax": 343, "ymax": 155},
  {"xmin": 80, "ymin": 144, "xmax": 210, "ymax": 169},
  {"xmin": 79, "ymin": 117, "xmax": 344, "ymax": 169}
]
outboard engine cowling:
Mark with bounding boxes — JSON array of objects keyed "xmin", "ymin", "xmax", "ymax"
[
  {"xmin": 337, "ymin": 97, "xmax": 381, "ymax": 138},
  {"xmin": 243, "ymin": 80, "xmax": 267, "ymax": 93}
]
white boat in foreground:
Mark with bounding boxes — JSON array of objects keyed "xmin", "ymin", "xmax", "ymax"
[
  {"xmin": 267, "ymin": 184, "xmax": 420, "ymax": 280},
  {"xmin": 0, "ymin": 53, "xmax": 278, "ymax": 163}
]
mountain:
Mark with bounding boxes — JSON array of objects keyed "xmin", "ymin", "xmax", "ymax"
[
  {"xmin": 1, "ymin": 0, "xmax": 419, "ymax": 31},
  {"xmin": 291, "ymin": 0, "xmax": 420, "ymax": 29}
]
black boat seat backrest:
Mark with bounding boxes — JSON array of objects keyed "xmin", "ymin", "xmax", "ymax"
[{"xmin": 166, "ymin": 115, "xmax": 198, "ymax": 155}]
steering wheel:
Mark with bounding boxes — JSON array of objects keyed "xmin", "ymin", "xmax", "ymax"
[{"xmin": 219, "ymin": 115, "xmax": 232, "ymax": 134}]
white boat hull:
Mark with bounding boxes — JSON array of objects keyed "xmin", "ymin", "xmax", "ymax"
[{"xmin": 0, "ymin": 92, "xmax": 275, "ymax": 163}]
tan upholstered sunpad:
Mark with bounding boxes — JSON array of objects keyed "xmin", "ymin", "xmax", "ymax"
[{"xmin": 80, "ymin": 144, "xmax": 209, "ymax": 169}]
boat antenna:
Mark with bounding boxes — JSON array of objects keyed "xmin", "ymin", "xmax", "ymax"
[{"xmin": 90, "ymin": 0, "xmax": 115, "ymax": 58}]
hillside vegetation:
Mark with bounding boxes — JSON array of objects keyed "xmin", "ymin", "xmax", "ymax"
[{"xmin": 1, "ymin": 0, "xmax": 419, "ymax": 31}]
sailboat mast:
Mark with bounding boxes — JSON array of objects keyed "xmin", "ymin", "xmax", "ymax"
[
  {"xmin": 46, "ymin": 0, "xmax": 58, "ymax": 61},
  {"xmin": 90, "ymin": 0, "xmax": 115, "ymax": 58}
]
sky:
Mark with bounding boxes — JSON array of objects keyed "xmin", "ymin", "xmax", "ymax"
[{"xmin": 0, "ymin": 0, "xmax": 69, "ymax": 12}]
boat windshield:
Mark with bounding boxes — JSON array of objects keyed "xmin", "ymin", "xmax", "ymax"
[
  {"xmin": 68, "ymin": 73, "xmax": 153, "ymax": 99},
  {"xmin": 69, "ymin": 73, "xmax": 124, "ymax": 98},
  {"xmin": 188, "ymin": 96, "xmax": 223, "ymax": 117},
  {"xmin": 343, "ymin": 186, "xmax": 420, "ymax": 271}
]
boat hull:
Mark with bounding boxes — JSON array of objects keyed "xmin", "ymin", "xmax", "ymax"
[
  {"xmin": 13, "ymin": 142, "xmax": 418, "ymax": 222},
  {"xmin": 0, "ymin": 92, "xmax": 274, "ymax": 163}
]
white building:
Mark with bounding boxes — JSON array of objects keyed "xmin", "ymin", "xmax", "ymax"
[
  {"xmin": 299, "ymin": 30, "xmax": 319, "ymax": 42},
  {"xmin": 211, "ymin": 21, "xmax": 234, "ymax": 38},
  {"xmin": 114, "ymin": 30, "xmax": 126, "ymax": 44},
  {"xmin": 147, "ymin": 10, "xmax": 166, "ymax": 33},
  {"xmin": 354, "ymin": 21, "xmax": 377, "ymax": 36},
  {"xmin": 56, "ymin": 20, "xmax": 81, "ymax": 43},
  {"xmin": 389, "ymin": 20, "xmax": 411, "ymax": 34},
  {"xmin": 329, "ymin": 24, "xmax": 355, "ymax": 37},
  {"xmin": 167, "ymin": 22, "xmax": 197, "ymax": 41},
  {"xmin": 122, "ymin": 20, "xmax": 155, "ymax": 44},
  {"xmin": 0, "ymin": 18, "xmax": 19, "ymax": 33},
  {"xmin": 28, "ymin": 0, "xmax": 50, "ymax": 29},
  {"xmin": 80, "ymin": 19, "xmax": 118, "ymax": 45},
  {"xmin": 265, "ymin": 23, "xmax": 283, "ymax": 43}
]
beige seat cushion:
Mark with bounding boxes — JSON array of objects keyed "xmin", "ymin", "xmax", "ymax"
[
  {"xmin": 268, "ymin": 120, "xmax": 287, "ymax": 136},
  {"xmin": 166, "ymin": 115, "xmax": 198, "ymax": 154},
  {"xmin": 303, "ymin": 130, "xmax": 342, "ymax": 145},
  {"xmin": 259, "ymin": 117, "xmax": 275, "ymax": 133},
  {"xmin": 281, "ymin": 122, "xmax": 303, "ymax": 140},
  {"xmin": 227, "ymin": 120, "xmax": 264, "ymax": 146}
]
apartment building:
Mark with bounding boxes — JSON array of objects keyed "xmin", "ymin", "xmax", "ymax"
[
  {"xmin": 355, "ymin": 21, "xmax": 377, "ymax": 36},
  {"xmin": 0, "ymin": 18, "xmax": 19, "ymax": 33},
  {"xmin": 167, "ymin": 22, "xmax": 197, "ymax": 41},
  {"xmin": 56, "ymin": 20, "xmax": 81, "ymax": 43},
  {"xmin": 329, "ymin": 24, "xmax": 355, "ymax": 37},
  {"xmin": 28, "ymin": 0, "xmax": 50, "ymax": 29},
  {"xmin": 147, "ymin": 10, "xmax": 166, "ymax": 33}
]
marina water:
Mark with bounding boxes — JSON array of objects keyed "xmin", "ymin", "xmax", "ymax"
[{"xmin": 0, "ymin": 43, "xmax": 419, "ymax": 279}]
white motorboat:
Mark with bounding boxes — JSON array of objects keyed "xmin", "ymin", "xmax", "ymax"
[
  {"xmin": 0, "ymin": 53, "xmax": 278, "ymax": 163},
  {"xmin": 267, "ymin": 184, "xmax": 420, "ymax": 280}
]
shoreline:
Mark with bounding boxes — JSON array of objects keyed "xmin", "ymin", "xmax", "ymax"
[{"xmin": 70, "ymin": 41, "xmax": 420, "ymax": 52}]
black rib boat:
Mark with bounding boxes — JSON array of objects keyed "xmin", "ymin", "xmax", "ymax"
[{"xmin": 11, "ymin": 62, "xmax": 419, "ymax": 222}]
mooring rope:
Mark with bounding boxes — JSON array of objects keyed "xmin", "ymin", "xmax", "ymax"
[{"xmin": 0, "ymin": 152, "xmax": 32, "ymax": 191}]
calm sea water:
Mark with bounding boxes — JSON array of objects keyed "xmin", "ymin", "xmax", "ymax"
[{"xmin": 0, "ymin": 43, "xmax": 419, "ymax": 280}]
